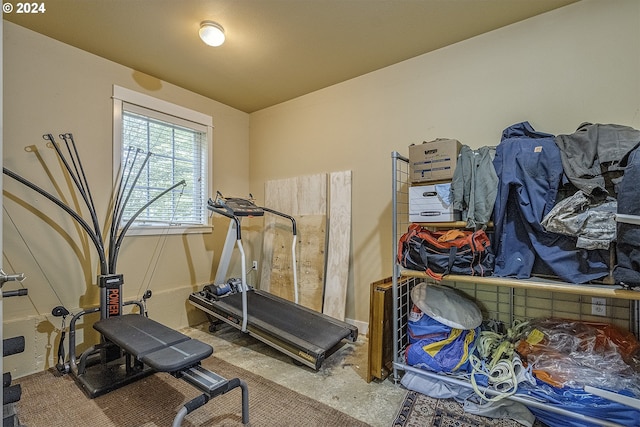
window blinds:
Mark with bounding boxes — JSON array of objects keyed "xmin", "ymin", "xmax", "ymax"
[{"xmin": 120, "ymin": 106, "xmax": 207, "ymax": 226}]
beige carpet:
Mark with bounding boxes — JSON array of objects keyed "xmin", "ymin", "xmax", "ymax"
[
  {"xmin": 16, "ymin": 357, "xmax": 370, "ymax": 426},
  {"xmin": 392, "ymin": 391, "xmax": 548, "ymax": 427}
]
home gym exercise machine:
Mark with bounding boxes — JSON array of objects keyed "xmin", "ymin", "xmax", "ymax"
[
  {"xmin": 3, "ymin": 134, "xmax": 248, "ymax": 426},
  {"xmin": 189, "ymin": 193, "xmax": 358, "ymax": 370}
]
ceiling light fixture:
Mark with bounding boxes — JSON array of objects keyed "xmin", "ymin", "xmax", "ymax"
[{"xmin": 199, "ymin": 21, "xmax": 225, "ymax": 47}]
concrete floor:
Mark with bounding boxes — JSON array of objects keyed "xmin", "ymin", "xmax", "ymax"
[{"xmin": 184, "ymin": 321, "xmax": 407, "ymax": 427}]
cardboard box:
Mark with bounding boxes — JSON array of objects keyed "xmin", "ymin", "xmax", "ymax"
[
  {"xmin": 409, "ymin": 183, "xmax": 460, "ymax": 222},
  {"xmin": 409, "ymin": 138, "xmax": 461, "ymax": 183}
]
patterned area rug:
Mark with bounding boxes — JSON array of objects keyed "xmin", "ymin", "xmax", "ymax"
[{"xmin": 393, "ymin": 391, "xmax": 546, "ymax": 427}]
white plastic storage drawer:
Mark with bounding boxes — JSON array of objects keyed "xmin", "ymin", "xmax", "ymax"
[{"xmin": 409, "ymin": 183, "xmax": 460, "ymax": 223}]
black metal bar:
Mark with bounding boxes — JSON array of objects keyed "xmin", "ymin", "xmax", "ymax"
[
  {"xmin": 2, "ymin": 289, "xmax": 28, "ymax": 298},
  {"xmin": 207, "ymin": 200, "xmax": 242, "ymax": 240},
  {"xmin": 109, "ymin": 147, "xmax": 140, "ymax": 257},
  {"xmin": 67, "ymin": 307, "xmax": 101, "ymax": 371},
  {"xmin": 3, "ymin": 167, "xmax": 108, "ymax": 273},
  {"xmin": 58, "ymin": 133, "xmax": 87, "ymax": 196},
  {"xmin": 261, "ymin": 206, "xmax": 297, "ymax": 235},
  {"xmin": 64, "ymin": 133, "xmax": 99, "ymax": 228},
  {"xmin": 109, "ymin": 180, "xmax": 186, "ymax": 273},
  {"xmin": 44, "ymin": 134, "xmax": 105, "ymax": 254},
  {"xmin": 109, "ymin": 150, "xmax": 152, "ymax": 270}
]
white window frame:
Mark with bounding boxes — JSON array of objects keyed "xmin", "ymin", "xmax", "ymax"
[{"xmin": 112, "ymin": 85, "xmax": 213, "ymax": 235}]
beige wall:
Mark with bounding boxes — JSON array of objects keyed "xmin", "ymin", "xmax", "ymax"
[
  {"xmin": 248, "ymin": 0, "xmax": 640, "ymax": 323},
  {"xmin": 3, "ymin": 0, "xmax": 640, "ymax": 378},
  {"xmin": 3, "ymin": 21, "xmax": 250, "ymax": 376}
]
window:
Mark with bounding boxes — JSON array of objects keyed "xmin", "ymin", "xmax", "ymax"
[{"xmin": 112, "ymin": 86, "xmax": 212, "ymax": 234}]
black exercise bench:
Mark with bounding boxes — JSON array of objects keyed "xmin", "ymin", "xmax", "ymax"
[{"xmin": 93, "ymin": 314, "xmax": 249, "ymax": 426}]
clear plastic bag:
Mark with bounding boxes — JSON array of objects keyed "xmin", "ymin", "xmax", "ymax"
[{"xmin": 516, "ymin": 318, "xmax": 640, "ymax": 397}]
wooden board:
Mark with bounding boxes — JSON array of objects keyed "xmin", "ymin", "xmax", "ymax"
[
  {"xmin": 367, "ymin": 277, "xmax": 394, "ymax": 383},
  {"xmin": 264, "ymin": 174, "xmax": 326, "ymax": 214},
  {"xmin": 261, "ymin": 174, "xmax": 327, "ymax": 312},
  {"xmin": 266, "ymin": 215, "xmax": 326, "ymax": 311},
  {"xmin": 322, "ymin": 171, "xmax": 352, "ymax": 320},
  {"xmin": 260, "ymin": 215, "xmax": 278, "ymax": 294}
]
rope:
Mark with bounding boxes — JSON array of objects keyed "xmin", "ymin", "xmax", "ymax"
[
  {"xmin": 470, "ymin": 354, "xmax": 518, "ymax": 401},
  {"xmin": 469, "ymin": 320, "xmax": 532, "ymax": 402}
]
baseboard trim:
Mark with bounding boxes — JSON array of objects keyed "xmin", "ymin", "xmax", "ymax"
[{"xmin": 345, "ymin": 318, "xmax": 368, "ymax": 337}]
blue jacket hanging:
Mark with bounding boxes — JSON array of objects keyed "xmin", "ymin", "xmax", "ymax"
[{"xmin": 492, "ymin": 122, "xmax": 609, "ymax": 283}]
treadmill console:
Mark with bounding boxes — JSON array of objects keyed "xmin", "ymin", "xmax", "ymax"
[{"xmin": 211, "ymin": 196, "xmax": 264, "ymax": 217}]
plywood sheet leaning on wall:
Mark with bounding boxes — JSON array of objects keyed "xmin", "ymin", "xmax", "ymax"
[
  {"xmin": 261, "ymin": 174, "xmax": 327, "ymax": 312},
  {"xmin": 323, "ymin": 171, "xmax": 352, "ymax": 321},
  {"xmin": 265, "ymin": 214, "xmax": 326, "ymax": 311},
  {"xmin": 263, "ymin": 174, "xmax": 327, "ymax": 215}
]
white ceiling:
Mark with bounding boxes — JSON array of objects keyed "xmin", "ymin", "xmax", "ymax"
[{"xmin": 4, "ymin": 0, "xmax": 578, "ymax": 113}]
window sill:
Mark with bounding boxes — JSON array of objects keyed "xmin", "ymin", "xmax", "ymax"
[{"xmin": 125, "ymin": 225, "xmax": 213, "ymax": 236}]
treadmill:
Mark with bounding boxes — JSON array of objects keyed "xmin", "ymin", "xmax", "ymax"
[{"xmin": 189, "ymin": 194, "xmax": 358, "ymax": 370}]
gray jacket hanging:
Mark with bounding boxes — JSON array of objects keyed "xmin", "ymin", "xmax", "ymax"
[
  {"xmin": 554, "ymin": 123, "xmax": 640, "ymax": 197},
  {"xmin": 451, "ymin": 145, "xmax": 498, "ymax": 230}
]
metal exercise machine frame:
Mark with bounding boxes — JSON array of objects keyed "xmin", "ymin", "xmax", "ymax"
[
  {"xmin": 207, "ymin": 194, "xmax": 299, "ymax": 332},
  {"xmin": 190, "ymin": 193, "xmax": 358, "ymax": 370},
  {"xmin": 3, "ymin": 134, "xmax": 248, "ymax": 425}
]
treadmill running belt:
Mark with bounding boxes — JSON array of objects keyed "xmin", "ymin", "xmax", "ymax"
[{"xmin": 217, "ymin": 291, "xmax": 350, "ymax": 350}]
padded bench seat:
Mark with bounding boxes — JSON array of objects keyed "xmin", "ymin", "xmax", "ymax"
[{"xmin": 93, "ymin": 314, "xmax": 213, "ymax": 372}]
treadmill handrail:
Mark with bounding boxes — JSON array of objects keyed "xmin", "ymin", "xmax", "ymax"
[
  {"xmin": 207, "ymin": 200, "xmax": 242, "ymax": 240},
  {"xmin": 260, "ymin": 207, "xmax": 297, "ymax": 236},
  {"xmin": 207, "ymin": 194, "xmax": 300, "ymax": 327}
]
